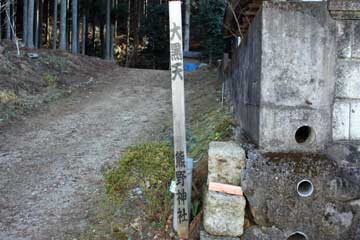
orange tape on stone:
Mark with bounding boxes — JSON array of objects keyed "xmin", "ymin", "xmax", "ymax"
[{"xmin": 208, "ymin": 182, "xmax": 243, "ymax": 196}]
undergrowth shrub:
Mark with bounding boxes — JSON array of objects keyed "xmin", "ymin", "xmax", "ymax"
[
  {"xmin": 188, "ymin": 109, "xmax": 234, "ymax": 162},
  {"xmin": 105, "ymin": 142, "xmax": 174, "ymax": 226},
  {"xmin": 0, "ymin": 90, "xmax": 18, "ymax": 104},
  {"xmin": 43, "ymin": 74, "xmax": 58, "ymax": 87}
]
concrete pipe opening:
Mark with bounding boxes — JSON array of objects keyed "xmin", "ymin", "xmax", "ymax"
[
  {"xmin": 297, "ymin": 179, "xmax": 314, "ymax": 197},
  {"xmin": 295, "ymin": 126, "xmax": 315, "ymax": 144},
  {"xmin": 287, "ymin": 232, "xmax": 308, "ymax": 240}
]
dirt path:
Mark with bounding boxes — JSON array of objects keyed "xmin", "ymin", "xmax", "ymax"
[{"xmin": 0, "ymin": 67, "xmax": 172, "ymax": 240}]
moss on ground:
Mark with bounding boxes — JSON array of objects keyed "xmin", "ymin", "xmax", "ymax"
[
  {"xmin": 187, "ymin": 109, "xmax": 234, "ymax": 162},
  {"xmin": 105, "ymin": 142, "xmax": 174, "ymax": 228}
]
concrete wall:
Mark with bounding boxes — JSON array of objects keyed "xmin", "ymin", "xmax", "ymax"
[
  {"xmin": 333, "ymin": 21, "xmax": 360, "ymax": 141},
  {"xmin": 227, "ymin": 12, "xmax": 263, "ymax": 143},
  {"xmin": 225, "ymin": 1, "xmax": 360, "ymax": 152},
  {"xmin": 259, "ymin": 2, "xmax": 337, "ymax": 152},
  {"xmin": 226, "ymin": 2, "xmax": 339, "ymax": 152}
]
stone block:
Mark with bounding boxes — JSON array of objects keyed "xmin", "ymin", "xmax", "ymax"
[
  {"xmin": 322, "ymin": 203, "xmax": 354, "ymax": 236},
  {"xmin": 259, "ymin": 107, "xmax": 331, "ymax": 153},
  {"xmin": 352, "ymin": 22, "xmax": 360, "ymax": 59},
  {"xmin": 261, "ymin": 2, "xmax": 336, "ymax": 110},
  {"xmin": 242, "ymin": 226, "xmax": 286, "ymax": 240},
  {"xmin": 350, "ymin": 102, "xmax": 360, "ymax": 140},
  {"xmin": 208, "ymin": 141, "xmax": 245, "ymax": 185},
  {"xmin": 336, "ymin": 21, "xmax": 352, "ymax": 58},
  {"xmin": 258, "ymin": 2, "xmax": 335, "ymax": 152},
  {"xmin": 328, "ymin": 0, "xmax": 360, "ymax": 20},
  {"xmin": 200, "ymin": 231, "xmax": 240, "ymax": 240},
  {"xmin": 336, "ymin": 60, "xmax": 360, "ymax": 99},
  {"xmin": 203, "ymin": 191, "xmax": 246, "ymax": 237},
  {"xmin": 333, "ymin": 101, "xmax": 350, "ymax": 141},
  {"xmin": 241, "ymin": 146, "xmax": 358, "ymax": 240}
]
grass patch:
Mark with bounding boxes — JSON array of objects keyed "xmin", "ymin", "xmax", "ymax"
[
  {"xmin": 43, "ymin": 74, "xmax": 58, "ymax": 87},
  {"xmin": 188, "ymin": 109, "xmax": 234, "ymax": 162},
  {"xmin": 0, "ymin": 90, "xmax": 18, "ymax": 104},
  {"xmin": 105, "ymin": 142, "xmax": 174, "ymax": 228}
]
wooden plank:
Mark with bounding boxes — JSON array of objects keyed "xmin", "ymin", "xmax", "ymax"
[
  {"xmin": 209, "ymin": 182, "xmax": 243, "ymax": 196},
  {"xmin": 169, "ymin": 1, "xmax": 189, "ymax": 239}
]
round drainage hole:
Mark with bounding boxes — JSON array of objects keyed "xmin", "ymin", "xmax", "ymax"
[
  {"xmin": 288, "ymin": 232, "xmax": 308, "ymax": 240},
  {"xmin": 295, "ymin": 126, "xmax": 315, "ymax": 144},
  {"xmin": 297, "ymin": 179, "xmax": 314, "ymax": 197}
]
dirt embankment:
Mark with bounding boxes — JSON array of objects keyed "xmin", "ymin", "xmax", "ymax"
[{"xmin": 0, "ymin": 41, "xmax": 114, "ymax": 126}]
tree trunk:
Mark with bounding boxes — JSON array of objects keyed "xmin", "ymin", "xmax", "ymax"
[
  {"xmin": 35, "ymin": 0, "xmax": 43, "ymax": 48},
  {"xmin": 110, "ymin": 24, "xmax": 114, "ymax": 61},
  {"xmin": 23, "ymin": 0, "xmax": 28, "ymax": 44},
  {"xmin": 35, "ymin": 0, "xmax": 39, "ymax": 47},
  {"xmin": 0, "ymin": 0, "xmax": 2, "ymax": 41},
  {"xmin": 125, "ymin": 0, "xmax": 130, "ymax": 67},
  {"xmin": 99, "ymin": 17, "xmax": 104, "ymax": 58},
  {"xmin": 114, "ymin": 0, "xmax": 117, "ymax": 38},
  {"xmin": 105, "ymin": 0, "xmax": 111, "ymax": 60},
  {"xmin": 53, "ymin": 0, "xmax": 57, "ymax": 49},
  {"xmin": 66, "ymin": 0, "xmax": 70, "ymax": 50},
  {"xmin": 71, "ymin": 0, "xmax": 78, "ymax": 53},
  {"xmin": 81, "ymin": 15, "xmax": 86, "ymax": 55},
  {"xmin": 6, "ymin": 0, "xmax": 11, "ymax": 39},
  {"xmin": 44, "ymin": 0, "xmax": 49, "ymax": 45},
  {"xmin": 11, "ymin": 0, "xmax": 15, "ymax": 40},
  {"xmin": 184, "ymin": 0, "xmax": 190, "ymax": 51},
  {"xmin": 27, "ymin": 0, "xmax": 35, "ymax": 48},
  {"xmin": 59, "ymin": 0, "xmax": 66, "ymax": 50},
  {"xmin": 92, "ymin": 17, "xmax": 96, "ymax": 55}
]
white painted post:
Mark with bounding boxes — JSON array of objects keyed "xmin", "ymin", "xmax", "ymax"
[{"xmin": 169, "ymin": 1, "xmax": 189, "ymax": 238}]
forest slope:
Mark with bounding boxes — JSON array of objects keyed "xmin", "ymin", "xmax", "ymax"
[{"xmin": 0, "ymin": 41, "xmax": 114, "ymax": 126}]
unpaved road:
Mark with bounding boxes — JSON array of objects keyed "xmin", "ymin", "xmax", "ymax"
[{"xmin": 0, "ymin": 68, "xmax": 172, "ymax": 240}]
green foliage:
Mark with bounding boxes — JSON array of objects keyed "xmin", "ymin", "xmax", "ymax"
[
  {"xmin": 105, "ymin": 142, "xmax": 174, "ymax": 226},
  {"xmin": 188, "ymin": 109, "xmax": 234, "ymax": 162},
  {"xmin": 139, "ymin": 4, "xmax": 169, "ymax": 69},
  {"xmin": 196, "ymin": 0, "xmax": 226, "ymax": 64},
  {"xmin": 192, "ymin": 200, "xmax": 201, "ymax": 217},
  {"xmin": 43, "ymin": 74, "xmax": 58, "ymax": 87},
  {"xmin": 213, "ymin": 117, "xmax": 235, "ymax": 140},
  {"xmin": 111, "ymin": 2, "xmax": 128, "ymax": 23}
]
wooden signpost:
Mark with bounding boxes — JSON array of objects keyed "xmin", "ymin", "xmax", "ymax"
[{"xmin": 169, "ymin": 1, "xmax": 189, "ymax": 238}]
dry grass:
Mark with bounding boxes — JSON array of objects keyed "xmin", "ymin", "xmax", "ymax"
[{"xmin": 0, "ymin": 90, "xmax": 18, "ymax": 104}]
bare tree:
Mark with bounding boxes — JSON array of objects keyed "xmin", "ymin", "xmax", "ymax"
[
  {"xmin": 35, "ymin": 0, "xmax": 42, "ymax": 48},
  {"xmin": 72, "ymin": 0, "xmax": 78, "ymax": 53},
  {"xmin": 59, "ymin": 0, "xmax": 66, "ymax": 50},
  {"xmin": 23, "ymin": 0, "xmax": 28, "ymax": 44},
  {"xmin": 125, "ymin": 0, "xmax": 130, "ymax": 66},
  {"xmin": 184, "ymin": 0, "xmax": 190, "ymax": 52},
  {"xmin": 0, "ymin": 0, "xmax": 2, "ymax": 41},
  {"xmin": 6, "ymin": 0, "xmax": 11, "ymax": 39},
  {"xmin": 27, "ymin": 0, "xmax": 35, "ymax": 48},
  {"xmin": 81, "ymin": 15, "xmax": 86, "ymax": 55},
  {"xmin": 53, "ymin": 0, "xmax": 57, "ymax": 49},
  {"xmin": 105, "ymin": 0, "xmax": 111, "ymax": 59}
]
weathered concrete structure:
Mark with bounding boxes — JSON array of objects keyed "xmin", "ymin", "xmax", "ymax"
[
  {"xmin": 219, "ymin": 0, "xmax": 360, "ymax": 240},
  {"xmin": 225, "ymin": 1, "xmax": 360, "ymax": 153}
]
